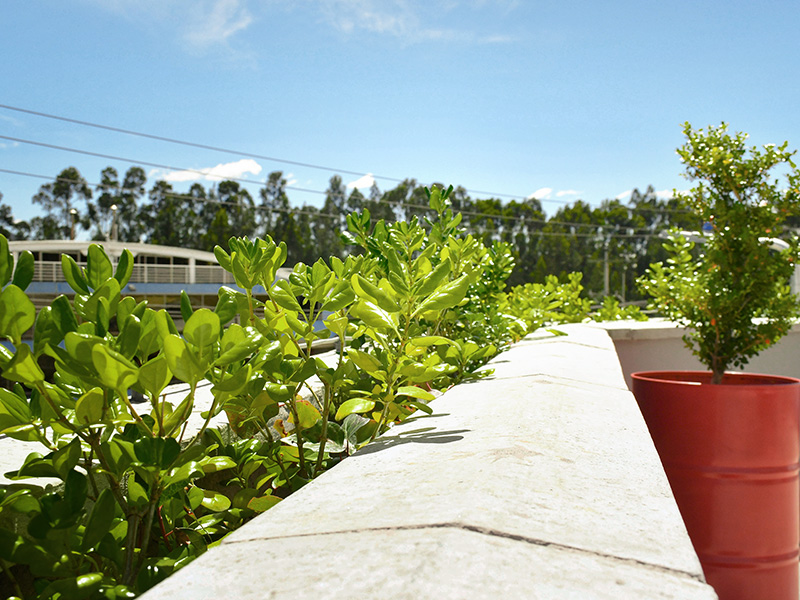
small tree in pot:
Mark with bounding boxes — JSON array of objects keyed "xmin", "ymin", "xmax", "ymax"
[{"xmin": 639, "ymin": 121, "xmax": 800, "ymax": 383}]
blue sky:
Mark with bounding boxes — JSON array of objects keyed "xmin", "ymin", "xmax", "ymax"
[{"xmin": 2, "ymin": 0, "xmax": 800, "ymax": 224}]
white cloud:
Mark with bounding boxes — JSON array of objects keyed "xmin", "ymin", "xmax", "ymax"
[
  {"xmin": 183, "ymin": 0, "xmax": 253, "ymax": 48},
  {"xmin": 0, "ymin": 114, "xmax": 23, "ymax": 127},
  {"xmin": 615, "ymin": 190, "xmax": 632, "ymax": 201},
  {"xmin": 317, "ymin": 0, "xmax": 518, "ymax": 43},
  {"xmin": 158, "ymin": 159, "xmax": 263, "ymax": 183},
  {"xmin": 87, "ymin": 0, "xmax": 254, "ymax": 50},
  {"xmin": 347, "ymin": 173, "xmax": 376, "ymax": 190},
  {"xmin": 556, "ymin": 189, "xmax": 581, "ymax": 198},
  {"xmin": 528, "ymin": 187, "xmax": 553, "ymax": 200},
  {"xmin": 616, "ymin": 189, "xmax": 679, "ymax": 201}
]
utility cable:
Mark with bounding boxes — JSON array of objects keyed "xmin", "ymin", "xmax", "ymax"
[
  {"xmin": 0, "ymin": 102, "xmax": 695, "ymax": 211},
  {"xmin": 0, "ymin": 167, "xmax": 668, "ymax": 241}
]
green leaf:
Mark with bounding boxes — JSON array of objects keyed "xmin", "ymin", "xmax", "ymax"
[
  {"xmin": 347, "ymin": 349, "xmax": 383, "ymax": 374},
  {"xmin": 271, "ymin": 280, "xmax": 304, "ymax": 313},
  {"xmin": 86, "ymin": 244, "xmax": 114, "ymax": 290},
  {"xmin": 117, "ymin": 315, "xmax": 141, "ymax": 360},
  {"xmin": 180, "ymin": 290, "xmax": 194, "ymax": 323},
  {"xmin": 114, "ymin": 249, "xmax": 134, "ymax": 288},
  {"xmin": 212, "ymin": 364, "xmax": 252, "ymax": 394},
  {"xmin": 134, "ymin": 437, "xmax": 181, "ymax": 468},
  {"xmin": 409, "ymin": 336, "xmax": 455, "ymax": 347},
  {"xmin": 396, "ymin": 386, "xmax": 436, "ymax": 401},
  {"xmin": 0, "ymin": 387, "xmax": 32, "ymax": 425},
  {"xmin": 0, "ymin": 285, "xmax": 36, "ymax": 343},
  {"xmin": 127, "ymin": 479, "xmax": 148, "ymax": 506},
  {"xmin": 33, "ymin": 306, "xmax": 62, "ymax": 356},
  {"xmin": 0, "ymin": 235, "xmax": 11, "ymax": 287},
  {"xmin": 335, "ymin": 397, "xmax": 376, "ymax": 420},
  {"xmin": 81, "ymin": 488, "xmax": 116, "ymax": 551},
  {"xmin": 161, "ymin": 392, "xmax": 194, "ymax": 436},
  {"xmin": 183, "ymin": 309, "xmax": 220, "ymax": 349},
  {"xmin": 200, "ymin": 490, "xmax": 231, "ymax": 512},
  {"xmin": 216, "ymin": 325, "xmax": 263, "ymax": 366},
  {"xmin": 407, "ymin": 400, "xmax": 434, "ymax": 415},
  {"xmin": 39, "ymin": 573, "xmax": 104, "ymax": 600},
  {"xmin": 214, "ymin": 246, "xmax": 232, "ymax": 272},
  {"xmin": 413, "ymin": 275, "xmax": 469, "ymax": 317},
  {"xmin": 351, "ymin": 274, "xmax": 400, "ymax": 312},
  {"xmin": 51, "ymin": 295, "xmax": 79, "ymax": 336},
  {"xmin": 247, "ymin": 495, "xmax": 281, "ymax": 512},
  {"xmin": 11, "ymin": 250, "xmax": 34, "ymax": 291},
  {"xmin": 321, "ymin": 279, "xmax": 356, "ymax": 312},
  {"xmin": 350, "ymin": 300, "xmax": 398, "ymax": 333},
  {"xmin": 2, "ymin": 344, "xmax": 44, "ymax": 387},
  {"xmin": 138, "ymin": 355, "xmax": 171, "ymax": 400},
  {"xmin": 91, "ymin": 344, "xmax": 139, "ymax": 397},
  {"xmin": 163, "ymin": 334, "xmax": 203, "ymax": 384},
  {"xmin": 164, "ymin": 460, "xmax": 202, "ymax": 487},
  {"xmin": 199, "ymin": 456, "xmax": 236, "ymax": 474},
  {"xmin": 65, "ymin": 332, "xmax": 104, "ymax": 366},
  {"xmin": 75, "ymin": 278, "xmax": 121, "ymax": 324},
  {"xmin": 75, "ymin": 387, "xmax": 105, "ymax": 425},
  {"xmin": 415, "ymin": 258, "xmax": 451, "ymax": 297},
  {"xmin": 214, "ymin": 287, "xmax": 240, "ymax": 325},
  {"xmin": 52, "ymin": 438, "xmax": 82, "ymax": 480},
  {"xmin": 289, "ymin": 400, "xmax": 321, "ymax": 429},
  {"xmin": 7, "ymin": 452, "xmax": 59, "ymax": 479},
  {"xmin": 61, "ymin": 255, "xmax": 90, "ymax": 293}
]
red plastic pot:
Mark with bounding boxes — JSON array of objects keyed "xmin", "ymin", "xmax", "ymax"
[{"xmin": 632, "ymin": 371, "xmax": 800, "ymax": 600}]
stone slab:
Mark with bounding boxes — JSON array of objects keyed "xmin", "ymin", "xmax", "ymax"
[{"xmin": 141, "ymin": 527, "xmax": 715, "ymax": 600}]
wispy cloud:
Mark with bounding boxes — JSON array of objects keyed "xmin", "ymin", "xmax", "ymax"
[
  {"xmin": 556, "ymin": 189, "xmax": 581, "ymax": 198},
  {"xmin": 88, "ymin": 0, "xmax": 255, "ymax": 51},
  {"xmin": 317, "ymin": 0, "xmax": 518, "ymax": 43},
  {"xmin": 529, "ymin": 187, "xmax": 553, "ymax": 200},
  {"xmin": 0, "ymin": 114, "xmax": 24, "ymax": 127},
  {"xmin": 154, "ymin": 159, "xmax": 262, "ymax": 183},
  {"xmin": 615, "ymin": 190, "xmax": 632, "ymax": 201},
  {"xmin": 183, "ymin": 0, "xmax": 253, "ymax": 48},
  {"xmin": 616, "ymin": 189, "xmax": 678, "ymax": 201},
  {"xmin": 347, "ymin": 173, "xmax": 376, "ymax": 190}
]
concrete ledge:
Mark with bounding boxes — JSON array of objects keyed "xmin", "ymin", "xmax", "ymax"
[
  {"xmin": 141, "ymin": 324, "xmax": 716, "ymax": 600},
  {"xmin": 599, "ymin": 319, "xmax": 800, "ymax": 389}
]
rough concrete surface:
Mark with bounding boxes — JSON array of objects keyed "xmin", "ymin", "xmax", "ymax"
[{"xmin": 141, "ymin": 323, "xmax": 717, "ymax": 599}]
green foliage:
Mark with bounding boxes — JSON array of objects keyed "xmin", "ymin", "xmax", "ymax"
[
  {"xmin": 0, "ymin": 187, "xmax": 649, "ymax": 598},
  {"xmin": 639, "ymin": 122, "xmax": 800, "ymax": 383}
]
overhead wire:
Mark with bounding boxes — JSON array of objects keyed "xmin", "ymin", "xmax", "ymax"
[
  {"xmin": 0, "ymin": 103, "xmax": 535, "ymax": 202},
  {"xmin": 0, "ymin": 167, "xmax": 670, "ymax": 241},
  {"xmin": 0, "ymin": 102, "xmax": 694, "ymax": 212},
  {"xmin": 0, "ymin": 133, "xmax": 693, "ymax": 230}
]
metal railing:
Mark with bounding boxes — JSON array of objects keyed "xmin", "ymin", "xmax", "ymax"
[{"xmin": 31, "ymin": 260, "xmax": 236, "ymax": 285}]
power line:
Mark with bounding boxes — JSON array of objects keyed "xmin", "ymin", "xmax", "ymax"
[
  {"xmin": 0, "ymin": 103, "xmax": 695, "ymax": 214},
  {"xmin": 0, "ymin": 167, "xmax": 667, "ymax": 241},
  {"xmin": 0, "ymin": 103, "xmax": 538, "ymax": 202},
  {"xmin": 0, "ymin": 133, "xmax": 694, "ymax": 229}
]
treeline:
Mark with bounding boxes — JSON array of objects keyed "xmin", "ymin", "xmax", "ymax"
[{"xmin": 0, "ymin": 166, "xmax": 703, "ymax": 299}]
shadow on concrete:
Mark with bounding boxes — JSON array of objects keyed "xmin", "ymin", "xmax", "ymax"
[{"xmin": 356, "ymin": 426, "xmax": 470, "ymax": 455}]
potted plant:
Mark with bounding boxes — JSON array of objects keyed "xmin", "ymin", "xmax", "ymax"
[{"xmin": 635, "ymin": 122, "xmax": 800, "ymax": 600}]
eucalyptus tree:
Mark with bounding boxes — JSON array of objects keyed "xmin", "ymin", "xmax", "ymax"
[
  {"xmin": 89, "ymin": 166, "xmax": 147, "ymax": 242},
  {"xmin": 31, "ymin": 167, "xmax": 92, "ymax": 239}
]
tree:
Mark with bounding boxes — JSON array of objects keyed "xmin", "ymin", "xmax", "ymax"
[
  {"xmin": 31, "ymin": 167, "xmax": 92, "ymax": 239},
  {"xmin": 199, "ymin": 181, "xmax": 257, "ymax": 251},
  {"xmin": 315, "ymin": 176, "xmax": 348, "ymax": 260},
  {"xmin": 259, "ymin": 171, "xmax": 290, "ymax": 239},
  {"xmin": 89, "ymin": 166, "xmax": 147, "ymax": 242},
  {"xmin": 0, "ymin": 196, "xmax": 30, "ymax": 240},
  {"xmin": 142, "ymin": 180, "xmax": 199, "ymax": 248}
]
